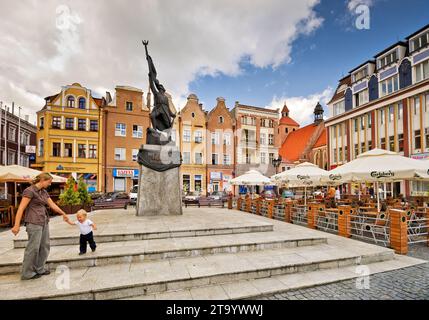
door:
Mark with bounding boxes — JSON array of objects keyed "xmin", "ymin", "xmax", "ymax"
[{"xmin": 114, "ymin": 177, "xmax": 126, "ymax": 192}]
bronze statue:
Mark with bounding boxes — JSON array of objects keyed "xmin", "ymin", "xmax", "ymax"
[{"xmin": 142, "ymin": 40, "xmax": 176, "ymax": 134}]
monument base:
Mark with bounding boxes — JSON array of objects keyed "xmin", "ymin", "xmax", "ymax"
[{"xmin": 136, "ymin": 144, "xmax": 182, "ymax": 216}]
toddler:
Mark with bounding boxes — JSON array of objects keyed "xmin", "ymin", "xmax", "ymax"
[{"xmin": 66, "ymin": 209, "xmax": 97, "ymax": 255}]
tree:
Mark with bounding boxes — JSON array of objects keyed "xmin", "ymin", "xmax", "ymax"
[
  {"xmin": 77, "ymin": 177, "xmax": 93, "ymax": 205},
  {"xmin": 58, "ymin": 176, "xmax": 81, "ymax": 206}
]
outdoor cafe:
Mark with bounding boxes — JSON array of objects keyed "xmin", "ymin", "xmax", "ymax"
[{"xmin": 229, "ymin": 149, "xmax": 429, "ymax": 255}]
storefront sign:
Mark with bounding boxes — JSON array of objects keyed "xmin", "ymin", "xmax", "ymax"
[
  {"xmin": 210, "ymin": 172, "xmax": 222, "ymax": 180},
  {"xmin": 25, "ymin": 145, "xmax": 36, "ymax": 153},
  {"xmin": 113, "ymin": 168, "xmax": 139, "ymax": 178}
]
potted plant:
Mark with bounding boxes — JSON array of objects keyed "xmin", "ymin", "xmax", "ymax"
[
  {"xmin": 58, "ymin": 176, "xmax": 81, "ymax": 215},
  {"xmin": 77, "ymin": 177, "xmax": 93, "ymax": 212}
]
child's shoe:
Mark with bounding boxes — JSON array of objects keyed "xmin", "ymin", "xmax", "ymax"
[
  {"xmin": 91, "ymin": 248, "xmax": 96, "ymax": 252},
  {"xmin": 79, "ymin": 252, "xmax": 86, "ymax": 255}
]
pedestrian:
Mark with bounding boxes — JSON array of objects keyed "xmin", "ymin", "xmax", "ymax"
[
  {"xmin": 368, "ymin": 186, "xmax": 374, "ymax": 198},
  {"xmin": 11, "ymin": 173, "xmax": 70, "ymax": 280},
  {"xmin": 65, "ymin": 209, "xmax": 97, "ymax": 255},
  {"xmin": 335, "ymin": 187, "xmax": 341, "ymax": 201},
  {"xmin": 328, "ymin": 186, "xmax": 336, "ymax": 199}
]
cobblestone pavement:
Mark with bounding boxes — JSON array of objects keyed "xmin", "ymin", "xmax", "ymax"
[{"xmin": 255, "ymin": 243, "xmax": 429, "ymax": 300}]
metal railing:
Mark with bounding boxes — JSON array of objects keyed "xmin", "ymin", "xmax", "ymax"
[
  {"xmin": 273, "ymin": 203, "xmax": 285, "ymax": 220},
  {"xmin": 316, "ymin": 208, "xmax": 338, "ymax": 234},
  {"xmin": 406, "ymin": 209, "xmax": 429, "ymax": 245},
  {"xmin": 291, "ymin": 205, "xmax": 307, "ymax": 226},
  {"xmin": 349, "ymin": 211, "xmax": 390, "ymax": 247}
]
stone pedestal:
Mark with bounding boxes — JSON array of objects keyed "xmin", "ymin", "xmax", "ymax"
[{"xmin": 136, "ymin": 144, "xmax": 182, "ymax": 216}]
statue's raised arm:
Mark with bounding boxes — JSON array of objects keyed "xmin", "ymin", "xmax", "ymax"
[{"xmin": 142, "ymin": 40, "xmax": 157, "ymax": 81}]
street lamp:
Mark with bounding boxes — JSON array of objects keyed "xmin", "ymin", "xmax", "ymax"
[{"xmin": 272, "ymin": 155, "xmax": 282, "ymax": 174}]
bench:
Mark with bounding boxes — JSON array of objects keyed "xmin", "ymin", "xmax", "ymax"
[{"xmin": 91, "ymin": 200, "xmax": 128, "ymax": 211}]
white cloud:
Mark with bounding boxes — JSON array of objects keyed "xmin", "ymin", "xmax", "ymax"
[
  {"xmin": 268, "ymin": 87, "xmax": 334, "ymax": 125},
  {"xmin": 0, "ymin": 0, "xmax": 323, "ymax": 122}
]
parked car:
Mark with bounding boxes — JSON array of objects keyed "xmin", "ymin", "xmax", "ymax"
[
  {"xmin": 92, "ymin": 192, "xmax": 130, "ymax": 210},
  {"xmin": 260, "ymin": 189, "xmax": 278, "ymax": 200},
  {"xmin": 129, "ymin": 185, "xmax": 138, "ymax": 205},
  {"xmin": 183, "ymin": 191, "xmax": 201, "ymax": 203},
  {"xmin": 207, "ymin": 191, "xmax": 229, "ymax": 202}
]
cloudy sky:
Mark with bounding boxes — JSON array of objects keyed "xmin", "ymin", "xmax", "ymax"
[{"xmin": 0, "ymin": 0, "xmax": 428, "ymax": 125}]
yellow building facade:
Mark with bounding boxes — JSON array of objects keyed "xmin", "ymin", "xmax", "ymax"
[{"xmin": 34, "ymin": 83, "xmax": 103, "ymax": 191}]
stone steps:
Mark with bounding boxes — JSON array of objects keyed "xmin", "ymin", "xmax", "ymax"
[
  {"xmin": 0, "ymin": 232, "xmax": 327, "ymax": 275},
  {"xmin": 13, "ymin": 224, "xmax": 273, "ymax": 248},
  {"xmin": 0, "ymin": 243, "xmax": 396, "ymax": 300},
  {"xmin": 126, "ymin": 255, "xmax": 425, "ymax": 300}
]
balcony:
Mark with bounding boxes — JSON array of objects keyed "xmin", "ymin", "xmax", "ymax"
[
  {"xmin": 240, "ymin": 139, "xmax": 257, "ymax": 149},
  {"xmin": 194, "ymin": 137, "xmax": 203, "ymax": 143}
]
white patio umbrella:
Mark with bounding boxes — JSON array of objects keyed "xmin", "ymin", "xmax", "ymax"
[
  {"xmin": 271, "ymin": 162, "xmax": 332, "ymax": 205},
  {"xmin": 321, "ymin": 149, "xmax": 429, "ymax": 211},
  {"xmin": 0, "ymin": 165, "xmax": 67, "ymax": 207},
  {"xmin": 230, "ymin": 170, "xmax": 273, "ymax": 186}
]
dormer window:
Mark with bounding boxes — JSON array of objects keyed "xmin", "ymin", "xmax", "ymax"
[
  {"xmin": 410, "ymin": 30, "xmax": 429, "ymax": 53},
  {"xmin": 67, "ymin": 96, "xmax": 75, "ymax": 108},
  {"xmin": 352, "ymin": 67, "xmax": 368, "ymax": 83},
  {"xmin": 377, "ymin": 49, "xmax": 398, "ymax": 69}
]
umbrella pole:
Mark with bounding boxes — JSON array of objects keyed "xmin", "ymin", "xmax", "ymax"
[
  {"xmin": 304, "ymin": 186, "xmax": 307, "ymax": 206},
  {"xmin": 376, "ymin": 181, "xmax": 380, "ymax": 212},
  {"xmin": 14, "ymin": 182, "xmax": 17, "ymax": 207}
]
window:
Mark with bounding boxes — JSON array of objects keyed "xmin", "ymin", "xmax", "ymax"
[
  {"xmin": 260, "ymin": 152, "xmax": 266, "ymax": 164},
  {"xmin": 338, "ymin": 125, "xmax": 342, "ymax": 137},
  {"xmin": 183, "ymin": 130, "xmax": 191, "ymax": 142},
  {"xmin": 67, "ymin": 96, "xmax": 75, "ymax": 108},
  {"xmin": 389, "ymin": 106, "xmax": 394, "ymax": 122},
  {"xmin": 361, "ymin": 142, "xmax": 366, "ymax": 154},
  {"xmin": 38, "ymin": 139, "xmax": 44, "ymax": 156},
  {"xmin": 39, "ymin": 117, "xmax": 44, "ymax": 129},
  {"xmin": 7, "ymin": 151, "xmax": 15, "ymax": 165},
  {"xmin": 378, "ymin": 50, "xmax": 398, "ymax": 69},
  {"xmin": 78, "ymin": 144, "xmax": 86, "ymax": 158},
  {"xmin": 132, "ymin": 149, "xmax": 139, "ymax": 161},
  {"xmin": 194, "ymin": 131, "xmax": 203, "ymax": 143},
  {"xmin": 269, "ymin": 153, "xmax": 274, "ymax": 164},
  {"xmin": 78, "ymin": 119, "xmax": 86, "ymax": 131},
  {"xmin": 183, "ymin": 152, "xmax": 190, "ymax": 164},
  {"xmin": 191, "ymin": 112, "xmax": 195, "ymax": 118},
  {"xmin": 426, "ymin": 94, "xmax": 429, "ymax": 112},
  {"xmin": 115, "ymin": 123, "xmax": 126, "ymax": 137},
  {"xmin": 354, "ymin": 119, "xmax": 358, "ymax": 132},
  {"xmin": 368, "ymin": 140, "xmax": 373, "ymax": 150},
  {"xmin": 398, "ymin": 134, "xmax": 404, "ymax": 152},
  {"xmin": 352, "ymin": 67, "xmax": 368, "ymax": 82},
  {"xmin": 126, "ymin": 102, "xmax": 133, "ymax": 111},
  {"xmin": 285, "ymin": 128, "xmax": 289, "ymax": 133},
  {"xmin": 367, "ymin": 114, "xmax": 372, "ymax": 128},
  {"xmin": 355, "ymin": 89, "xmax": 368, "ymax": 107},
  {"xmin": 410, "ymin": 31, "xmax": 429, "ymax": 52},
  {"xmin": 269, "ymin": 120, "xmax": 274, "ymax": 128},
  {"xmin": 211, "ymin": 154, "xmax": 218, "ymax": 165},
  {"xmin": 211, "ymin": 132, "xmax": 219, "ymax": 145},
  {"xmin": 380, "ymin": 75, "xmax": 399, "ymax": 97},
  {"xmin": 415, "ymin": 60, "xmax": 429, "ymax": 83},
  {"xmin": 194, "ymin": 175, "xmax": 202, "ymax": 192},
  {"xmin": 223, "ymin": 133, "xmax": 231, "ymax": 145},
  {"xmin": 65, "ymin": 118, "xmax": 74, "ymax": 130},
  {"xmin": 398, "ymin": 103, "xmax": 403, "ymax": 120},
  {"xmin": 64, "ymin": 143, "xmax": 73, "ymax": 157},
  {"xmin": 89, "ymin": 144, "xmax": 97, "ymax": 159},
  {"xmin": 333, "ymin": 100, "xmax": 345, "ymax": 116},
  {"xmin": 132, "ymin": 125, "xmax": 143, "ymax": 138},
  {"xmin": 380, "ymin": 109, "xmax": 384, "ymax": 125},
  {"xmin": 90, "ymin": 120, "xmax": 98, "ymax": 132},
  {"xmin": 223, "ymin": 154, "xmax": 231, "ymax": 165},
  {"xmin": 333, "ymin": 148, "xmax": 337, "ymax": 162},
  {"xmin": 360, "ymin": 117, "xmax": 365, "ymax": 130},
  {"xmin": 78, "ymin": 97, "xmax": 86, "ymax": 109},
  {"xmin": 21, "ymin": 133, "xmax": 30, "ymax": 145},
  {"xmin": 182, "ymin": 175, "xmax": 190, "ymax": 193},
  {"xmin": 195, "ymin": 152, "xmax": 203, "ymax": 164},
  {"xmin": 260, "ymin": 133, "xmax": 266, "ymax": 145},
  {"xmin": 52, "ymin": 116, "xmax": 61, "ymax": 129},
  {"xmin": 219, "ymin": 116, "xmax": 224, "ymax": 124},
  {"xmin": 354, "ymin": 144, "xmax": 359, "ymax": 156},
  {"xmin": 414, "ymin": 97, "xmax": 420, "ymax": 115},
  {"xmin": 114, "ymin": 148, "xmax": 126, "ymax": 161},
  {"xmin": 268, "ymin": 134, "xmax": 274, "ymax": 145},
  {"xmin": 380, "ymin": 137, "xmax": 386, "ymax": 150},
  {"xmin": 415, "ymin": 130, "xmax": 421, "ymax": 149},
  {"xmin": 389, "ymin": 136, "xmax": 395, "ymax": 151},
  {"xmin": 339, "ymin": 147, "xmax": 343, "ymax": 162},
  {"xmin": 8, "ymin": 126, "xmax": 16, "ymax": 141},
  {"xmin": 52, "ymin": 143, "xmax": 61, "ymax": 157}
]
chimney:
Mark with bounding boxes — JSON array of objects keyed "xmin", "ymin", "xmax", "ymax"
[
  {"xmin": 25, "ymin": 115, "xmax": 29, "ymax": 122},
  {"xmin": 12, "ymin": 102, "xmax": 15, "ymax": 115},
  {"xmin": 235, "ymin": 101, "xmax": 239, "ymax": 107}
]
